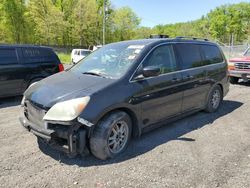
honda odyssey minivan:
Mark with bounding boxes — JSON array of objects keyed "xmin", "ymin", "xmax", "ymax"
[{"xmin": 20, "ymin": 37, "xmax": 229, "ymax": 160}]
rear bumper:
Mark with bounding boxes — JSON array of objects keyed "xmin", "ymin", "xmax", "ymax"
[
  {"xmin": 229, "ymin": 70, "xmax": 250, "ymax": 79},
  {"xmin": 19, "ymin": 115, "xmax": 87, "ymax": 157}
]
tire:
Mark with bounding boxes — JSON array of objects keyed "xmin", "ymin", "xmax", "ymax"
[
  {"xmin": 205, "ymin": 85, "xmax": 222, "ymax": 113},
  {"xmin": 229, "ymin": 77, "xmax": 239, "ymax": 84},
  {"xmin": 90, "ymin": 111, "xmax": 132, "ymax": 160}
]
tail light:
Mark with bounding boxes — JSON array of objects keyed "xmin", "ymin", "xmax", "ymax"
[
  {"xmin": 58, "ymin": 64, "xmax": 64, "ymax": 72},
  {"xmin": 228, "ymin": 62, "xmax": 235, "ymax": 70}
]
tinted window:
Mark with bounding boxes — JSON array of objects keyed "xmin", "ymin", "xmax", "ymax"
[
  {"xmin": 22, "ymin": 47, "xmax": 57, "ymax": 63},
  {"xmin": 176, "ymin": 44, "xmax": 203, "ymax": 69},
  {"xmin": 201, "ymin": 45, "xmax": 224, "ymax": 64},
  {"xmin": 143, "ymin": 45, "xmax": 177, "ymax": 74},
  {"xmin": 0, "ymin": 48, "xmax": 18, "ymax": 64}
]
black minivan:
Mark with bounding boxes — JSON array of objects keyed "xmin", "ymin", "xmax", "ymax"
[
  {"xmin": 0, "ymin": 45, "xmax": 64, "ymax": 98},
  {"xmin": 20, "ymin": 37, "xmax": 229, "ymax": 160}
]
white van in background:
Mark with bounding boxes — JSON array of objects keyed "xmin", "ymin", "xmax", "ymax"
[
  {"xmin": 71, "ymin": 49, "xmax": 91, "ymax": 64},
  {"xmin": 88, "ymin": 45, "xmax": 103, "ymax": 52},
  {"xmin": 92, "ymin": 45, "xmax": 103, "ymax": 51}
]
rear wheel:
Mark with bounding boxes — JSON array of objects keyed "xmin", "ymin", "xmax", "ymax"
[
  {"xmin": 205, "ymin": 85, "xmax": 222, "ymax": 113},
  {"xmin": 90, "ymin": 111, "xmax": 132, "ymax": 160},
  {"xmin": 229, "ymin": 77, "xmax": 239, "ymax": 84}
]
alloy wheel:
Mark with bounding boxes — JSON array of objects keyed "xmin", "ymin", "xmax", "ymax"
[
  {"xmin": 211, "ymin": 89, "xmax": 221, "ymax": 109},
  {"xmin": 108, "ymin": 121, "xmax": 129, "ymax": 154}
]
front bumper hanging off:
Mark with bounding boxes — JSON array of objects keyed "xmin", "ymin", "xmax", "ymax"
[{"xmin": 19, "ymin": 115, "xmax": 88, "ymax": 157}]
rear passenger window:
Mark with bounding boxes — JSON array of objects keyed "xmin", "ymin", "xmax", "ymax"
[
  {"xmin": 143, "ymin": 45, "xmax": 177, "ymax": 74},
  {"xmin": 176, "ymin": 44, "xmax": 203, "ymax": 69},
  {"xmin": 201, "ymin": 45, "xmax": 224, "ymax": 65},
  {"xmin": 0, "ymin": 49, "xmax": 18, "ymax": 64},
  {"xmin": 22, "ymin": 48, "xmax": 56, "ymax": 64}
]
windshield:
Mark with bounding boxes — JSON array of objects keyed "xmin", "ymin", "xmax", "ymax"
[
  {"xmin": 243, "ymin": 47, "xmax": 250, "ymax": 56},
  {"xmin": 81, "ymin": 50, "xmax": 91, "ymax": 56},
  {"xmin": 70, "ymin": 42, "xmax": 145, "ymax": 79}
]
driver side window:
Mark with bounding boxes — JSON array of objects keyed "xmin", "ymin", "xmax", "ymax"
[{"xmin": 143, "ymin": 45, "xmax": 177, "ymax": 74}]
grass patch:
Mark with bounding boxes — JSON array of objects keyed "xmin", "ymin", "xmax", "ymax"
[{"xmin": 57, "ymin": 52, "xmax": 71, "ymax": 64}]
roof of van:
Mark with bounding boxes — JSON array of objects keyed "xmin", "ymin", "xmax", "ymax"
[
  {"xmin": 108, "ymin": 38, "xmax": 218, "ymax": 48},
  {"xmin": 0, "ymin": 38, "xmax": 217, "ymax": 49}
]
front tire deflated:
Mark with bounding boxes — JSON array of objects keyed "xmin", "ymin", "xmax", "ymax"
[{"xmin": 90, "ymin": 111, "xmax": 132, "ymax": 160}]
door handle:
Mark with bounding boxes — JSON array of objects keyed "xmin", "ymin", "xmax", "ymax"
[
  {"xmin": 184, "ymin": 75, "xmax": 194, "ymax": 79},
  {"xmin": 172, "ymin": 78, "xmax": 181, "ymax": 82}
]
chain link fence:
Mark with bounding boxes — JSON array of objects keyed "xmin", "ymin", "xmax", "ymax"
[{"xmin": 220, "ymin": 44, "xmax": 249, "ymax": 59}]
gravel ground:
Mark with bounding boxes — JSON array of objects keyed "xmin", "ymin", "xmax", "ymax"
[{"xmin": 0, "ymin": 83, "xmax": 250, "ymax": 188}]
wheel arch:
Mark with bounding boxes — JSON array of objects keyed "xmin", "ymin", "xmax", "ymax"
[
  {"xmin": 90, "ymin": 107, "xmax": 141, "ymax": 138},
  {"xmin": 217, "ymin": 83, "xmax": 224, "ymax": 98},
  {"xmin": 205, "ymin": 83, "xmax": 224, "ymax": 107}
]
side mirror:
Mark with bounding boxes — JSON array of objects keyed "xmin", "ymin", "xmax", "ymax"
[{"xmin": 142, "ymin": 66, "xmax": 161, "ymax": 78}]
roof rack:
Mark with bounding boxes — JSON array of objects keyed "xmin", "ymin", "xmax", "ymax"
[
  {"xmin": 175, "ymin": 36, "xmax": 209, "ymax": 41},
  {"xmin": 150, "ymin": 34, "xmax": 169, "ymax": 39}
]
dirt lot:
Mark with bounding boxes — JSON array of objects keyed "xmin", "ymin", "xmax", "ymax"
[{"xmin": 0, "ymin": 83, "xmax": 250, "ymax": 188}]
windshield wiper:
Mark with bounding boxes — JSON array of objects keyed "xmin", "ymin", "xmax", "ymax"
[{"xmin": 82, "ymin": 71, "xmax": 112, "ymax": 79}]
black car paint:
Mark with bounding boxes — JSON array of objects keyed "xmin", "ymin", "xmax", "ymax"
[
  {"xmin": 25, "ymin": 71, "xmax": 117, "ymax": 108},
  {"xmin": 0, "ymin": 45, "xmax": 62, "ymax": 98},
  {"xmin": 78, "ymin": 41, "xmax": 229, "ymax": 132},
  {"xmin": 21, "ymin": 39, "xmax": 229, "ymax": 156}
]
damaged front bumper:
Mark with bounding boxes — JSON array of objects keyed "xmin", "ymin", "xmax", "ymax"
[{"xmin": 19, "ymin": 115, "xmax": 90, "ymax": 157}]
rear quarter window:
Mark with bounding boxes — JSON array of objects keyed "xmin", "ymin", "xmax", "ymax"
[
  {"xmin": 22, "ymin": 47, "xmax": 57, "ymax": 64},
  {"xmin": 0, "ymin": 48, "xmax": 18, "ymax": 65},
  {"xmin": 201, "ymin": 45, "xmax": 224, "ymax": 65},
  {"xmin": 175, "ymin": 44, "xmax": 203, "ymax": 69}
]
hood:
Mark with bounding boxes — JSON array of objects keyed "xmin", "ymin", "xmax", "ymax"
[
  {"xmin": 25, "ymin": 71, "xmax": 116, "ymax": 108},
  {"xmin": 229, "ymin": 56, "xmax": 250, "ymax": 62}
]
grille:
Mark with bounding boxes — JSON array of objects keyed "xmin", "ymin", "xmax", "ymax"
[
  {"xmin": 24, "ymin": 100, "xmax": 47, "ymax": 128},
  {"xmin": 235, "ymin": 63, "xmax": 250, "ymax": 70}
]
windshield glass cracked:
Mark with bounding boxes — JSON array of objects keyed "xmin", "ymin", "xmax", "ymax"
[{"xmin": 70, "ymin": 42, "xmax": 145, "ymax": 79}]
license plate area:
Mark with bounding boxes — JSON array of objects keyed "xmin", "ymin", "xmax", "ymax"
[{"xmin": 25, "ymin": 101, "xmax": 46, "ymax": 128}]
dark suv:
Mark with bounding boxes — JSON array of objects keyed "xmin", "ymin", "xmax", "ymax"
[
  {"xmin": 0, "ymin": 45, "xmax": 64, "ymax": 98},
  {"xmin": 20, "ymin": 37, "xmax": 229, "ymax": 160}
]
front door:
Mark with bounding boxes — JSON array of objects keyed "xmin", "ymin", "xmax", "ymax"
[{"xmin": 133, "ymin": 44, "xmax": 183, "ymax": 127}]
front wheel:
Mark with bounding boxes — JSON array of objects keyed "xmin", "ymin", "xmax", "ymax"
[
  {"xmin": 90, "ymin": 111, "xmax": 132, "ymax": 160},
  {"xmin": 205, "ymin": 85, "xmax": 222, "ymax": 113}
]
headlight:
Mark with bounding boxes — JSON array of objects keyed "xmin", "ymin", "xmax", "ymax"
[
  {"xmin": 228, "ymin": 62, "xmax": 235, "ymax": 70},
  {"xmin": 43, "ymin": 96, "xmax": 90, "ymax": 121}
]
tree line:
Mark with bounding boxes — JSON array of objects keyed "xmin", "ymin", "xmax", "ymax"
[
  {"xmin": 147, "ymin": 2, "xmax": 250, "ymax": 45},
  {"xmin": 0, "ymin": 0, "xmax": 140, "ymax": 47},
  {"xmin": 0, "ymin": 1, "xmax": 249, "ymax": 47}
]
